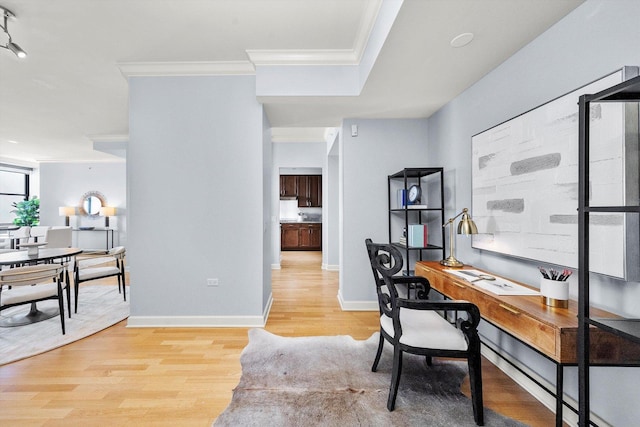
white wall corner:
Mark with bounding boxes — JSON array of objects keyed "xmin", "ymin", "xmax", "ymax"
[
  {"xmin": 322, "ymin": 263, "xmax": 340, "ymax": 271},
  {"xmin": 337, "ymin": 290, "xmax": 378, "ymax": 311}
]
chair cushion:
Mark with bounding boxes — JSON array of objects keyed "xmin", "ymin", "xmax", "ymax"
[
  {"xmin": 380, "ymin": 308, "xmax": 468, "ymax": 351},
  {"xmin": 78, "ymin": 266, "xmax": 120, "ymax": 281},
  {"xmin": 1, "ymin": 282, "xmax": 63, "ymax": 307},
  {"xmin": 78, "ymin": 256, "xmax": 115, "ymax": 268}
]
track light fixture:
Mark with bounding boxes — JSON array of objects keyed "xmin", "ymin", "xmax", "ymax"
[{"xmin": 1, "ymin": 5, "xmax": 27, "ymax": 59}]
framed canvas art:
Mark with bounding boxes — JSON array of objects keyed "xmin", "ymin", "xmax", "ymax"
[{"xmin": 471, "ymin": 67, "xmax": 639, "ymax": 279}]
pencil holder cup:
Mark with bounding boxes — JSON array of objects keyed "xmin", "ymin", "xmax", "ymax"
[{"xmin": 540, "ymin": 278, "xmax": 569, "ymax": 308}]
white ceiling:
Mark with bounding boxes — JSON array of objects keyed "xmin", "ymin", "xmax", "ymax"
[{"xmin": 0, "ymin": 0, "xmax": 583, "ymax": 163}]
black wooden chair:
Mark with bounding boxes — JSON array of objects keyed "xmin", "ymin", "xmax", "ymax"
[{"xmin": 365, "ymin": 238, "xmax": 484, "ymax": 425}]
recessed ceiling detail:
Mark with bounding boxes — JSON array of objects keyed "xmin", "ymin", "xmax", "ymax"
[{"xmin": 450, "ymin": 32, "xmax": 474, "ymax": 48}]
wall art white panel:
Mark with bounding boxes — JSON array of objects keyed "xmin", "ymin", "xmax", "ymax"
[{"xmin": 471, "ymin": 67, "xmax": 638, "ymax": 278}]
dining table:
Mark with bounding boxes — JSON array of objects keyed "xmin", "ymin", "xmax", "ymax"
[{"xmin": 0, "ymin": 247, "xmax": 83, "ymax": 327}]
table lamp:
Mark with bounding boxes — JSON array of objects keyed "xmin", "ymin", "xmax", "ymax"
[
  {"xmin": 440, "ymin": 208, "xmax": 478, "ymax": 267},
  {"xmin": 58, "ymin": 206, "xmax": 76, "ymax": 226},
  {"xmin": 99, "ymin": 206, "xmax": 116, "ymax": 227}
]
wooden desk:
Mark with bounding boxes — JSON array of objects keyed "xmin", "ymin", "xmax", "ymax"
[{"xmin": 415, "ymin": 261, "xmax": 640, "ymax": 426}]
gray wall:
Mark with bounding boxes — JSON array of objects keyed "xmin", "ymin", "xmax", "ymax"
[
  {"xmin": 127, "ymin": 75, "xmax": 270, "ymax": 325},
  {"xmin": 339, "ymin": 118, "xmax": 429, "ymax": 307},
  {"xmin": 39, "ymin": 162, "xmax": 127, "ymax": 249},
  {"xmin": 427, "ymin": 1, "xmax": 640, "ymax": 425}
]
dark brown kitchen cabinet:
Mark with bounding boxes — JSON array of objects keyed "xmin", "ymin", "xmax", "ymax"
[
  {"xmin": 281, "ymin": 224, "xmax": 300, "ymax": 249},
  {"xmin": 281, "ymin": 223, "xmax": 322, "ymax": 251},
  {"xmin": 280, "ymin": 175, "xmax": 298, "ymax": 198},
  {"xmin": 308, "ymin": 175, "xmax": 321, "ymax": 207},
  {"xmin": 297, "ymin": 175, "xmax": 322, "ymax": 207},
  {"xmin": 299, "ymin": 223, "xmax": 321, "ymax": 249}
]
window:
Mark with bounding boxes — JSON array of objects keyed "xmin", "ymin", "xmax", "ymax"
[{"xmin": 0, "ymin": 165, "xmax": 30, "ymax": 225}]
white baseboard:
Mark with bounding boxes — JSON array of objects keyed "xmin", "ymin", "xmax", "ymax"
[
  {"xmin": 336, "ymin": 290, "xmax": 378, "ymax": 311},
  {"xmin": 271, "ymin": 263, "xmax": 281, "ymax": 269},
  {"xmin": 128, "ymin": 293, "xmax": 274, "ymax": 328},
  {"xmin": 322, "ymin": 263, "xmax": 339, "ymax": 271},
  {"xmin": 482, "ymin": 344, "xmax": 610, "ymax": 427}
]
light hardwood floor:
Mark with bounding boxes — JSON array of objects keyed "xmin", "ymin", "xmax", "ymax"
[{"xmin": 0, "ymin": 251, "xmax": 557, "ymax": 426}]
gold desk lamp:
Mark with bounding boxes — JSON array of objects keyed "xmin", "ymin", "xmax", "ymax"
[{"xmin": 440, "ymin": 208, "xmax": 478, "ymax": 268}]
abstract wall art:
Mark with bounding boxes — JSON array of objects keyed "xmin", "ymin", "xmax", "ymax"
[{"xmin": 471, "ymin": 67, "xmax": 639, "ymax": 279}]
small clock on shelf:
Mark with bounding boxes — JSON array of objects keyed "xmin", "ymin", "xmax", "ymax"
[{"xmin": 408, "ymin": 185, "xmax": 421, "ymax": 204}]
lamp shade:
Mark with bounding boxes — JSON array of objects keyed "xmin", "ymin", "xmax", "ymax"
[
  {"xmin": 59, "ymin": 206, "xmax": 76, "ymax": 216},
  {"xmin": 99, "ymin": 206, "xmax": 116, "ymax": 217},
  {"xmin": 457, "ymin": 210, "xmax": 478, "ymax": 235}
]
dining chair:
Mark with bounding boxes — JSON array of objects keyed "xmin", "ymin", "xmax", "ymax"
[
  {"xmin": 29, "ymin": 226, "xmax": 50, "ymax": 243},
  {"xmin": 42, "ymin": 227, "xmax": 72, "ymax": 248},
  {"xmin": 73, "ymin": 246, "xmax": 126, "ymax": 313},
  {"xmin": 365, "ymin": 239, "xmax": 484, "ymax": 425},
  {"xmin": 10, "ymin": 226, "xmax": 30, "ymax": 249},
  {"xmin": 0, "ymin": 264, "xmax": 68, "ymax": 334}
]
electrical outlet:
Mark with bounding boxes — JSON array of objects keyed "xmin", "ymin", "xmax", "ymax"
[{"xmin": 207, "ymin": 278, "xmax": 219, "ymax": 287}]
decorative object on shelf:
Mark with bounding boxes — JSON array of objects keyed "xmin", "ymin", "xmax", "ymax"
[
  {"xmin": 79, "ymin": 191, "xmax": 106, "ymax": 217},
  {"xmin": 408, "ymin": 224, "xmax": 428, "ymax": 247},
  {"xmin": 79, "ymin": 226, "xmax": 95, "ymax": 231},
  {"xmin": 11, "ymin": 196, "xmax": 39, "ymax": 226},
  {"xmin": 99, "ymin": 206, "xmax": 116, "ymax": 227},
  {"xmin": 408, "ymin": 184, "xmax": 421, "ymax": 204},
  {"xmin": 58, "ymin": 206, "xmax": 77, "ymax": 226},
  {"xmin": 0, "ymin": 5, "xmax": 27, "ymax": 59},
  {"xmin": 440, "ymin": 208, "xmax": 478, "ymax": 268}
]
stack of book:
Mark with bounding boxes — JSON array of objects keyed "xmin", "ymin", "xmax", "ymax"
[
  {"xmin": 408, "ymin": 224, "xmax": 428, "ymax": 247},
  {"xmin": 397, "ymin": 189, "xmax": 408, "ymax": 208}
]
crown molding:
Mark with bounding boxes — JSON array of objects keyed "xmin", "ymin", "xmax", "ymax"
[
  {"xmin": 118, "ymin": 61, "xmax": 255, "ymax": 77},
  {"xmin": 247, "ymin": 0, "xmax": 382, "ymax": 66},
  {"xmin": 246, "ymin": 49, "xmax": 359, "ymax": 66}
]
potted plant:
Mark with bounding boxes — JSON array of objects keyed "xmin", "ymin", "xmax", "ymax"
[{"xmin": 11, "ymin": 196, "xmax": 40, "ymax": 226}]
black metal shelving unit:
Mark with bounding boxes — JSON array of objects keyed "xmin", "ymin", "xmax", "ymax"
[
  {"xmin": 387, "ymin": 168, "xmax": 445, "ymax": 275},
  {"xmin": 578, "ymin": 75, "xmax": 640, "ymax": 427}
]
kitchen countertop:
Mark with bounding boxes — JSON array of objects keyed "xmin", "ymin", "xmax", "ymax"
[{"xmin": 280, "ymin": 220, "xmax": 322, "ymax": 224}]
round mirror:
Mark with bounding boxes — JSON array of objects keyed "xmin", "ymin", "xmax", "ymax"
[
  {"xmin": 79, "ymin": 191, "xmax": 106, "ymax": 217},
  {"xmin": 84, "ymin": 196, "xmax": 102, "ymax": 215}
]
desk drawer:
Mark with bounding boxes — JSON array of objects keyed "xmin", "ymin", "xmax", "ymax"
[
  {"xmin": 416, "ymin": 263, "xmax": 558, "ymax": 359},
  {"xmin": 484, "ymin": 298, "xmax": 557, "ymax": 358}
]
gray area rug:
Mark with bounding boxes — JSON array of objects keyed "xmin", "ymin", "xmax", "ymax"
[
  {"xmin": 214, "ymin": 329, "xmax": 527, "ymax": 426},
  {"xmin": 0, "ymin": 285, "xmax": 129, "ymax": 365}
]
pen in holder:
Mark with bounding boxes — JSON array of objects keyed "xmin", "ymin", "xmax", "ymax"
[{"xmin": 538, "ymin": 267, "xmax": 571, "ymax": 308}]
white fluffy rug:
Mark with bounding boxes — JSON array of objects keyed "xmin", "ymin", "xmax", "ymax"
[{"xmin": 0, "ymin": 285, "xmax": 129, "ymax": 365}]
